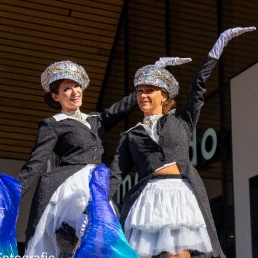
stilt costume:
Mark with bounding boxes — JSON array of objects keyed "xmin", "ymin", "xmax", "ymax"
[
  {"xmin": 110, "ymin": 27, "xmax": 256, "ymax": 258},
  {"xmin": 17, "ymin": 60, "xmax": 138, "ymax": 257}
]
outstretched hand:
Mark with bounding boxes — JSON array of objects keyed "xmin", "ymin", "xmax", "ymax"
[
  {"xmin": 155, "ymin": 57, "xmax": 192, "ymax": 68},
  {"xmin": 209, "ymin": 26, "xmax": 256, "ymax": 59}
]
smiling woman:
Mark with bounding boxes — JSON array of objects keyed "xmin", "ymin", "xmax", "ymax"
[
  {"xmin": 109, "ymin": 27, "xmax": 256, "ymax": 258},
  {"xmin": 51, "ymin": 80, "xmax": 83, "ymax": 111},
  {"xmin": 15, "ymin": 60, "xmax": 139, "ymax": 257},
  {"xmin": 137, "ymin": 85, "xmax": 166, "ymax": 116}
]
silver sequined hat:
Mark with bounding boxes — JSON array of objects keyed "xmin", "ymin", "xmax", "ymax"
[
  {"xmin": 134, "ymin": 57, "xmax": 192, "ymax": 99},
  {"xmin": 41, "ymin": 60, "xmax": 90, "ymax": 92}
]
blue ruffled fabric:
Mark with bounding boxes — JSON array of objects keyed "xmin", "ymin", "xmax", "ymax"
[
  {"xmin": 75, "ymin": 164, "xmax": 139, "ymax": 258},
  {"xmin": 0, "ymin": 174, "xmax": 22, "ymax": 256}
]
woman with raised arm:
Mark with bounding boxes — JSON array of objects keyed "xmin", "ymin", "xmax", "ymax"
[
  {"xmin": 17, "ymin": 60, "xmax": 139, "ymax": 257},
  {"xmin": 109, "ymin": 27, "xmax": 256, "ymax": 258}
]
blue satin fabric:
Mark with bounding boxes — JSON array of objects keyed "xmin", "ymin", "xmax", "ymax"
[
  {"xmin": 0, "ymin": 174, "xmax": 22, "ymax": 256},
  {"xmin": 75, "ymin": 164, "xmax": 139, "ymax": 258}
]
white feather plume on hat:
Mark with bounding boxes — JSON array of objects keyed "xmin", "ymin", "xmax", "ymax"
[{"xmin": 134, "ymin": 57, "xmax": 192, "ymax": 99}]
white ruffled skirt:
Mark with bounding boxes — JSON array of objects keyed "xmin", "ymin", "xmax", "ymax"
[
  {"xmin": 25, "ymin": 164, "xmax": 94, "ymax": 257},
  {"xmin": 124, "ymin": 178, "xmax": 213, "ymax": 257}
]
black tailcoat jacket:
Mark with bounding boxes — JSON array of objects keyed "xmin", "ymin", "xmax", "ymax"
[
  {"xmin": 110, "ymin": 56, "xmax": 226, "ymax": 258},
  {"xmin": 18, "ymin": 91, "xmax": 137, "ymax": 243}
]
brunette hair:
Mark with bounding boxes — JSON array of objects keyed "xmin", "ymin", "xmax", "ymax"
[
  {"xmin": 44, "ymin": 79, "xmax": 64, "ymax": 110},
  {"xmin": 160, "ymin": 88, "xmax": 176, "ymax": 114}
]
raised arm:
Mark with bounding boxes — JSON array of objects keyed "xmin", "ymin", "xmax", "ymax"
[
  {"xmin": 209, "ymin": 26, "xmax": 256, "ymax": 59},
  {"xmin": 101, "ymin": 91, "xmax": 137, "ymax": 132},
  {"xmin": 181, "ymin": 26, "xmax": 256, "ymax": 133}
]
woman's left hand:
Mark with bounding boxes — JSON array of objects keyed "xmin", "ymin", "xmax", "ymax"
[{"xmin": 209, "ymin": 26, "xmax": 256, "ymax": 59}]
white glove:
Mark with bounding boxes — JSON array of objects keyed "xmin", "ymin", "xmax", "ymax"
[
  {"xmin": 209, "ymin": 26, "xmax": 256, "ymax": 59},
  {"xmin": 155, "ymin": 57, "xmax": 192, "ymax": 68}
]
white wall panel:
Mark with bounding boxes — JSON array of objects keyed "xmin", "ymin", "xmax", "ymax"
[{"xmin": 231, "ymin": 61, "xmax": 258, "ymax": 258}]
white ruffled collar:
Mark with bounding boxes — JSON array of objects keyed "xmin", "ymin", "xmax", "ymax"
[
  {"xmin": 61, "ymin": 109, "xmax": 82, "ymax": 120},
  {"xmin": 143, "ymin": 114, "xmax": 164, "ymax": 127}
]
